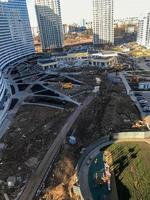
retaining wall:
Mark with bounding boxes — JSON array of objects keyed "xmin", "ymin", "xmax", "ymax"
[{"xmin": 114, "ymin": 131, "xmax": 150, "ymax": 139}]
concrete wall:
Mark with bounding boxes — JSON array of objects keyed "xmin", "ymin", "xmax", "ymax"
[
  {"xmin": 139, "ymin": 82, "xmax": 150, "ymax": 90},
  {"xmin": 114, "ymin": 131, "xmax": 150, "ymax": 139}
]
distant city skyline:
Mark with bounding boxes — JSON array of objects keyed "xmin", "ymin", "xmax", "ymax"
[{"xmin": 27, "ymin": 0, "xmax": 150, "ymax": 27}]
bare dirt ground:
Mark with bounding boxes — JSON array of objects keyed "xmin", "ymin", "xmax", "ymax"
[
  {"xmin": 0, "ymin": 66, "xmax": 143, "ymax": 200},
  {"xmin": 0, "ymin": 105, "xmax": 73, "ymax": 200},
  {"xmin": 48, "ymin": 67, "xmax": 103, "ymax": 103},
  {"xmin": 39, "ymin": 76, "xmax": 142, "ymax": 200},
  {"xmin": 0, "ymin": 67, "xmax": 99, "ymax": 200}
]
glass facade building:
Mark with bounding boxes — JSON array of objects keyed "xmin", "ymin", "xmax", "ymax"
[
  {"xmin": 0, "ymin": 0, "xmax": 35, "ymax": 124},
  {"xmin": 35, "ymin": 0, "xmax": 64, "ymax": 52}
]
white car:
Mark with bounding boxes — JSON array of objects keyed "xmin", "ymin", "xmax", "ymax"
[{"xmin": 139, "ymin": 99, "xmax": 147, "ymax": 104}]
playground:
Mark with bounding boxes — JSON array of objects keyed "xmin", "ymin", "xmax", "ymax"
[{"xmin": 88, "ymin": 152, "xmax": 111, "ymax": 200}]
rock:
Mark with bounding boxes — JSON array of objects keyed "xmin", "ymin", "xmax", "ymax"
[
  {"xmin": 53, "ymin": 132, "xmax": 57, "ymax": 136},
  {"xmin": 123, "ymin": 119, "xmax": 131, "ymax": 123},
  {"xmin": 25, "ymin": 157, "xmax": 38, "ymax": 168},
  {"xmin": 18, "ymin": 166, "xmax": 22, "ymax": 170},
  {"xmin": 20, "ymin": 118, "xmax": 26, "ymax": 122},
  {"xmin": 17, "ymin": 128, "xmax": 21, "ymax": 132},
  {"xmin": 7, "ymin": 176, "xmax": 16, "ymax": 188},
  {"xmin": 16, "ymin": 176, "xmax": 22, "ymax": 183},
  {"xmin": 0, "ymin": 143, "xmax": 5, "ymax": 150}
]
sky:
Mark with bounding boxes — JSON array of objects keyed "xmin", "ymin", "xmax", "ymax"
[{"xmin": 27, "ymin": 0, "xmax": 150, "ymax": 27}]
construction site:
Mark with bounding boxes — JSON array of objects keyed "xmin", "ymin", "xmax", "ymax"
[
  {"xmin": 0, "ymin": 54, "xmax": 149, "ymax": 200},
  {"xmin": 35, "ymin": 67, "xmax": 144, "ymax": 200}
]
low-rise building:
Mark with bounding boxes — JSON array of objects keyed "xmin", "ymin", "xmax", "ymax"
[
  {"xmin": 89, "ymin": 52, "xmax": 118, "ymax": 68},
  {"xmin": 40, "ymin": 51, "xmax": 118, "ymax": 69},
  {"xmin": 139, "ymin": 81, "xmax": 150, "ymax": 90},
  {"xmin": 37, "ymin": 58, "xmax": 58, "ymax": 70},
  {"xmin": 38, "ymin": 51, "xmax": 117, "ymax": 70}
]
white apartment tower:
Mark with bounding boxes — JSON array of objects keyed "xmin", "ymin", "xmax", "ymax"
[
  {"xmin": 93, "ymin": 0, "xmax": 114, "ymax": 46},
  {"xmin": 137, "ymin": 13, "xmax": 150, "ymax": 49},
  {"xmin": 35, "ymin": 0, "xmax": 64, "ymax": 52},
  {"xmin": 146, "ymin": 13, "xmax": 150, "ymax": 49}
]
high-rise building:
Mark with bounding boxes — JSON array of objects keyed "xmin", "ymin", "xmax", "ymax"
[
  {"xmin": 63, "ymin": 24, "xmax": 69, "ymax": 34},
  {"xmin": 0, "ymin": 0, "xmax": 34, "ymax": 124},
  {"xmin": 137, "ymin": 13, "xmax": 150, "ymax": 49},
  {"xmin": 35, "ymin": 0, "xmax": 64, "ymax": 52},
  {"xmin": 146, "ymin": 13, "xmax": 150, "ymax": 49},
  {"xmin": 137, "ymin": 20, "xmax": 144, "ymax": 45},
  {"xmin": 93, "ymin": 0, "xmax": 114, "ymax": 46},
  {"xmin": 0, "ymin": 0, "xmax": 35, "ymax": 69}
]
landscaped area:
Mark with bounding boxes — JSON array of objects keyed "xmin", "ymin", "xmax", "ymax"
[{"xmin": 105, "ymin": 142, "xmax": 150, "ymax": 200}]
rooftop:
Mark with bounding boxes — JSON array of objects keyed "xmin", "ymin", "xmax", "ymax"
[{"xmin": 38, "ymin": 58, "xmax": 57, "ymax": 64}]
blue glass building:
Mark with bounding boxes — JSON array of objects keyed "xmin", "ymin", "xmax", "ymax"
[
  {"xmin": 0, "ymin": 0, "xmax": 35, "ymax": 125},
  {"xmin": 35, "ymin": 0, "xmax": 64, "ymax": 52}
]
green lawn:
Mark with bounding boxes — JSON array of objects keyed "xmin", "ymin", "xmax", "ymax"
[{"xmin": 105, "ymin": 142, "xmax": 150, "ymax": 200}]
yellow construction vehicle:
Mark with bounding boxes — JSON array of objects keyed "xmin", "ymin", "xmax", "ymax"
[
  {"xmin": 130, "ymin": 74, "xmax": 139, "ymax": 83},
  {"xmin": 60, "ymin": 82, "xmax": 73, "ymax": 89}
]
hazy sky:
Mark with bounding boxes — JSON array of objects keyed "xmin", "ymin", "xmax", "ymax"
[{"xmin": 27, "ymin": 0, "xmax": 150, "ymax": 27}]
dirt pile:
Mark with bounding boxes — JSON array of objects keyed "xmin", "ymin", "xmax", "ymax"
[
  {"xmin": 42, "ymin": 184, "xmax": 67, "ymax": 200},
  {"xmin": 41, "ymin": 146, "xmax": 80, "ymax": 200}
]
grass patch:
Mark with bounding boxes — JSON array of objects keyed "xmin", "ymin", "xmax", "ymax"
[
  {"xmin": 105, "ymin": 142, "xmax": 150, "ymax": 200},
  {"xmin": 130, "ymin": 49, "xmax": 150, "ymax": 58}
]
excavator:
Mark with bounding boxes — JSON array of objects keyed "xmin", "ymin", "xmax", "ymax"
[
  {"xmin": 60, "ymin": 82, "xmax": 73, "ymax": 89},
  {"xmin": 130, "ymin": 74, "xmax": 139, "ymax": 83}
]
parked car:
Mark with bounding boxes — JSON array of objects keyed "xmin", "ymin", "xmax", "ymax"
[
  {"xmin": 135, "ymin": 93, "xmax": 142, "ymax": 96},
  {"xmin": 143, "ymin": 106, "xmax": 150, "ymax": 112},
  {"xmin": 139, "ymin": 99, "xmax": 147, "ymax": 104},
  {"xmin": 137, "ymin": 96, "xmax": 144, "ymax": 101},
  {"xmin": 143, "ymin": 106, "xmax": 150, "ymax": 110},
  {"xmin": 139, "ymin": 102, "xmax": 147, "ymax": 107}
]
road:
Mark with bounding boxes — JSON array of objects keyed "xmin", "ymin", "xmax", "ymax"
[{"xmin": 19, "ymin": 95, "xmax": 94, "ymax": 200}]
